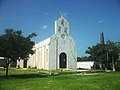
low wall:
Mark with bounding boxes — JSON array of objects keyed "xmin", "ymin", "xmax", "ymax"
[{"xmin": 77, "ymin": 61, "xmax": 94, "ymax": 69}]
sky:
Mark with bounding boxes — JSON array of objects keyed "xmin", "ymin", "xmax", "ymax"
[{"xmin": 0, "ymin": 0, "xmax": 120, "ymax": 57}]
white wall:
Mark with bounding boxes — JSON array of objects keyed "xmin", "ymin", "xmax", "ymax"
[
  {"xmin": 17, "ymin": 60, "xmax": 23, "ymax": 68},
  {"xmin": 77, "ymin": 61, "xmax": 94, "ymax": 69}
]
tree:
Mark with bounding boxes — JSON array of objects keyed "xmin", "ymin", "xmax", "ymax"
[
  {"xmin": 77, "ymin": 57, "xmax": 82, "ymax": 62},
  {"xmin": 106, "ymin": 40, "xmax": 119, "ymax": 71},
  {"xmin": 0, "ymin": 28, "xmax": 37, "ymax": 78},
  {"xmin": 85, "ymin": 40, "xmax": 120, "ymax": 71},
  {"xmin": 77, "ymin": 56, "xmax": 93, "ymax": 62},
  {"xmin": 85, "ymin": 44, "xmax": 107, "ymax": 69}
]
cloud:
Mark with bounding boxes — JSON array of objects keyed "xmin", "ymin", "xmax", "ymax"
[
  {"xmin": 45, "ymin": 12, "xmax": 49, "ymax": 16},
  {"xmin": 42, "ymin": 25, "xmax": 48, "ymax": 29},
  {"xmin": 97, "ymin": 19, "xmax": 105, "ymax": 24}
]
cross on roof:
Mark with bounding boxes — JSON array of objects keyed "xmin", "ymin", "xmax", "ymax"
[{"xmin": 60, "ymin": 11, "xmax": 64, "ymax": 17}]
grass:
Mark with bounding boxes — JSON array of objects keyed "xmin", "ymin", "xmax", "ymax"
[{"xmin": 0, "ymin": 69, "xmax": 120, "ymax": 90}]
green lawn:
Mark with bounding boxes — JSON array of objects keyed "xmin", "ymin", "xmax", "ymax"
[{"xmin": 0, "ymin": 69, "xmax": 120, "ymax": 90}]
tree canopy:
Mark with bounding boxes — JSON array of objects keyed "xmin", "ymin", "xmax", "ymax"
[
  {"xmin": 85, "ymin": 40, "xmax": 120, "ymax": 71},
  {"xmin": 0, "ymin": 28, "xmax": 37, "ymax": 77}
]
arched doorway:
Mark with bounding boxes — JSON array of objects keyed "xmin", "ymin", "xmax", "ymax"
[
  {"xmin": 59, "ymin": 52, "xmax": 67, "ymax": 68},
  {"xmin": 23, "ymin": 60, "xmax": 27, "ymax": 68}
]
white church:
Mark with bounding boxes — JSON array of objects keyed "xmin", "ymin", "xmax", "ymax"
[{"xmin": 17, "ymin": 13, "xmax": 77, "ymax": 70}]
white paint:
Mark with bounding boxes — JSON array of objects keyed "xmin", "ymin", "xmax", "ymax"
[
  {"xmin": 0, "ymin": 57, "xmax": 4, "ymax": 59},
  {"xmin": 77, "ymin": 61, "xmax": 94, "ymax": 69}
]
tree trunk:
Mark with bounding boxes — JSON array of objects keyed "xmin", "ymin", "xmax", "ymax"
[
  {"xmin": 112, "ymin": 56, "xmax": 115, "ymax": 72},
  {"xmin": 6, "ymin": 59, "xmax": 9, "ymax": 78},
  {"xmin": 106, "ymin": 52, "xmax": 108, "ymax": 70}
]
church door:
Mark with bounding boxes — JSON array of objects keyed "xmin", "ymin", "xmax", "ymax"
[
  {"xmin": 59, "ymin": 52, "xmax": 67, "ymax": 68},
  {"xmin": 23, "ymin": 60, "xmax": 27, "ymax": 68}
]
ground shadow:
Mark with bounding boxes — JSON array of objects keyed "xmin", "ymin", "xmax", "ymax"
[
  {"xmin": 0, "ymin": 73, "xmax": 49, "ymax": 79},
  {"xmin": 10, "ymin": 73, "xmax": 49, "ymax": 79}
]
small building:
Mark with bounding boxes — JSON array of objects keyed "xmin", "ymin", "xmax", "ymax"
[
  {"xmin": 0, "ymin": 57, "xmax": 6, "ymax": 68},
  {"xmin": 0, "ymin": 57, "xmax": 17, "ymax": 68}
]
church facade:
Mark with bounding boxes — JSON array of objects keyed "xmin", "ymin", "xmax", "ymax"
[{"xmin": 17, "ymin": 13, "xmax": 77, "ymax": 70}]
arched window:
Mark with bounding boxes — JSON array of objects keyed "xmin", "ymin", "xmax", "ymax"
[
  {"xmin": 64, "ymin": 27, "xmax": 67, "ymax": 34},
  {"xmin": 58, "ymin": 26, "xmax": 61, "ymax": 33},
  {"xmin": 61, "ymin": 19, "xmax": 64, "ymax": 26}
]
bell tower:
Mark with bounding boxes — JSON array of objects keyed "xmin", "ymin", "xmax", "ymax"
[{"xmin": 55, "ymin": 12, "xmax": 70, "ymax": 35}]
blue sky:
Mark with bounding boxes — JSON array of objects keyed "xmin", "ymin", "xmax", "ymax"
[{"xmin": 0, "ymin": 0, "xmax": 120, "ymax": 57}]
